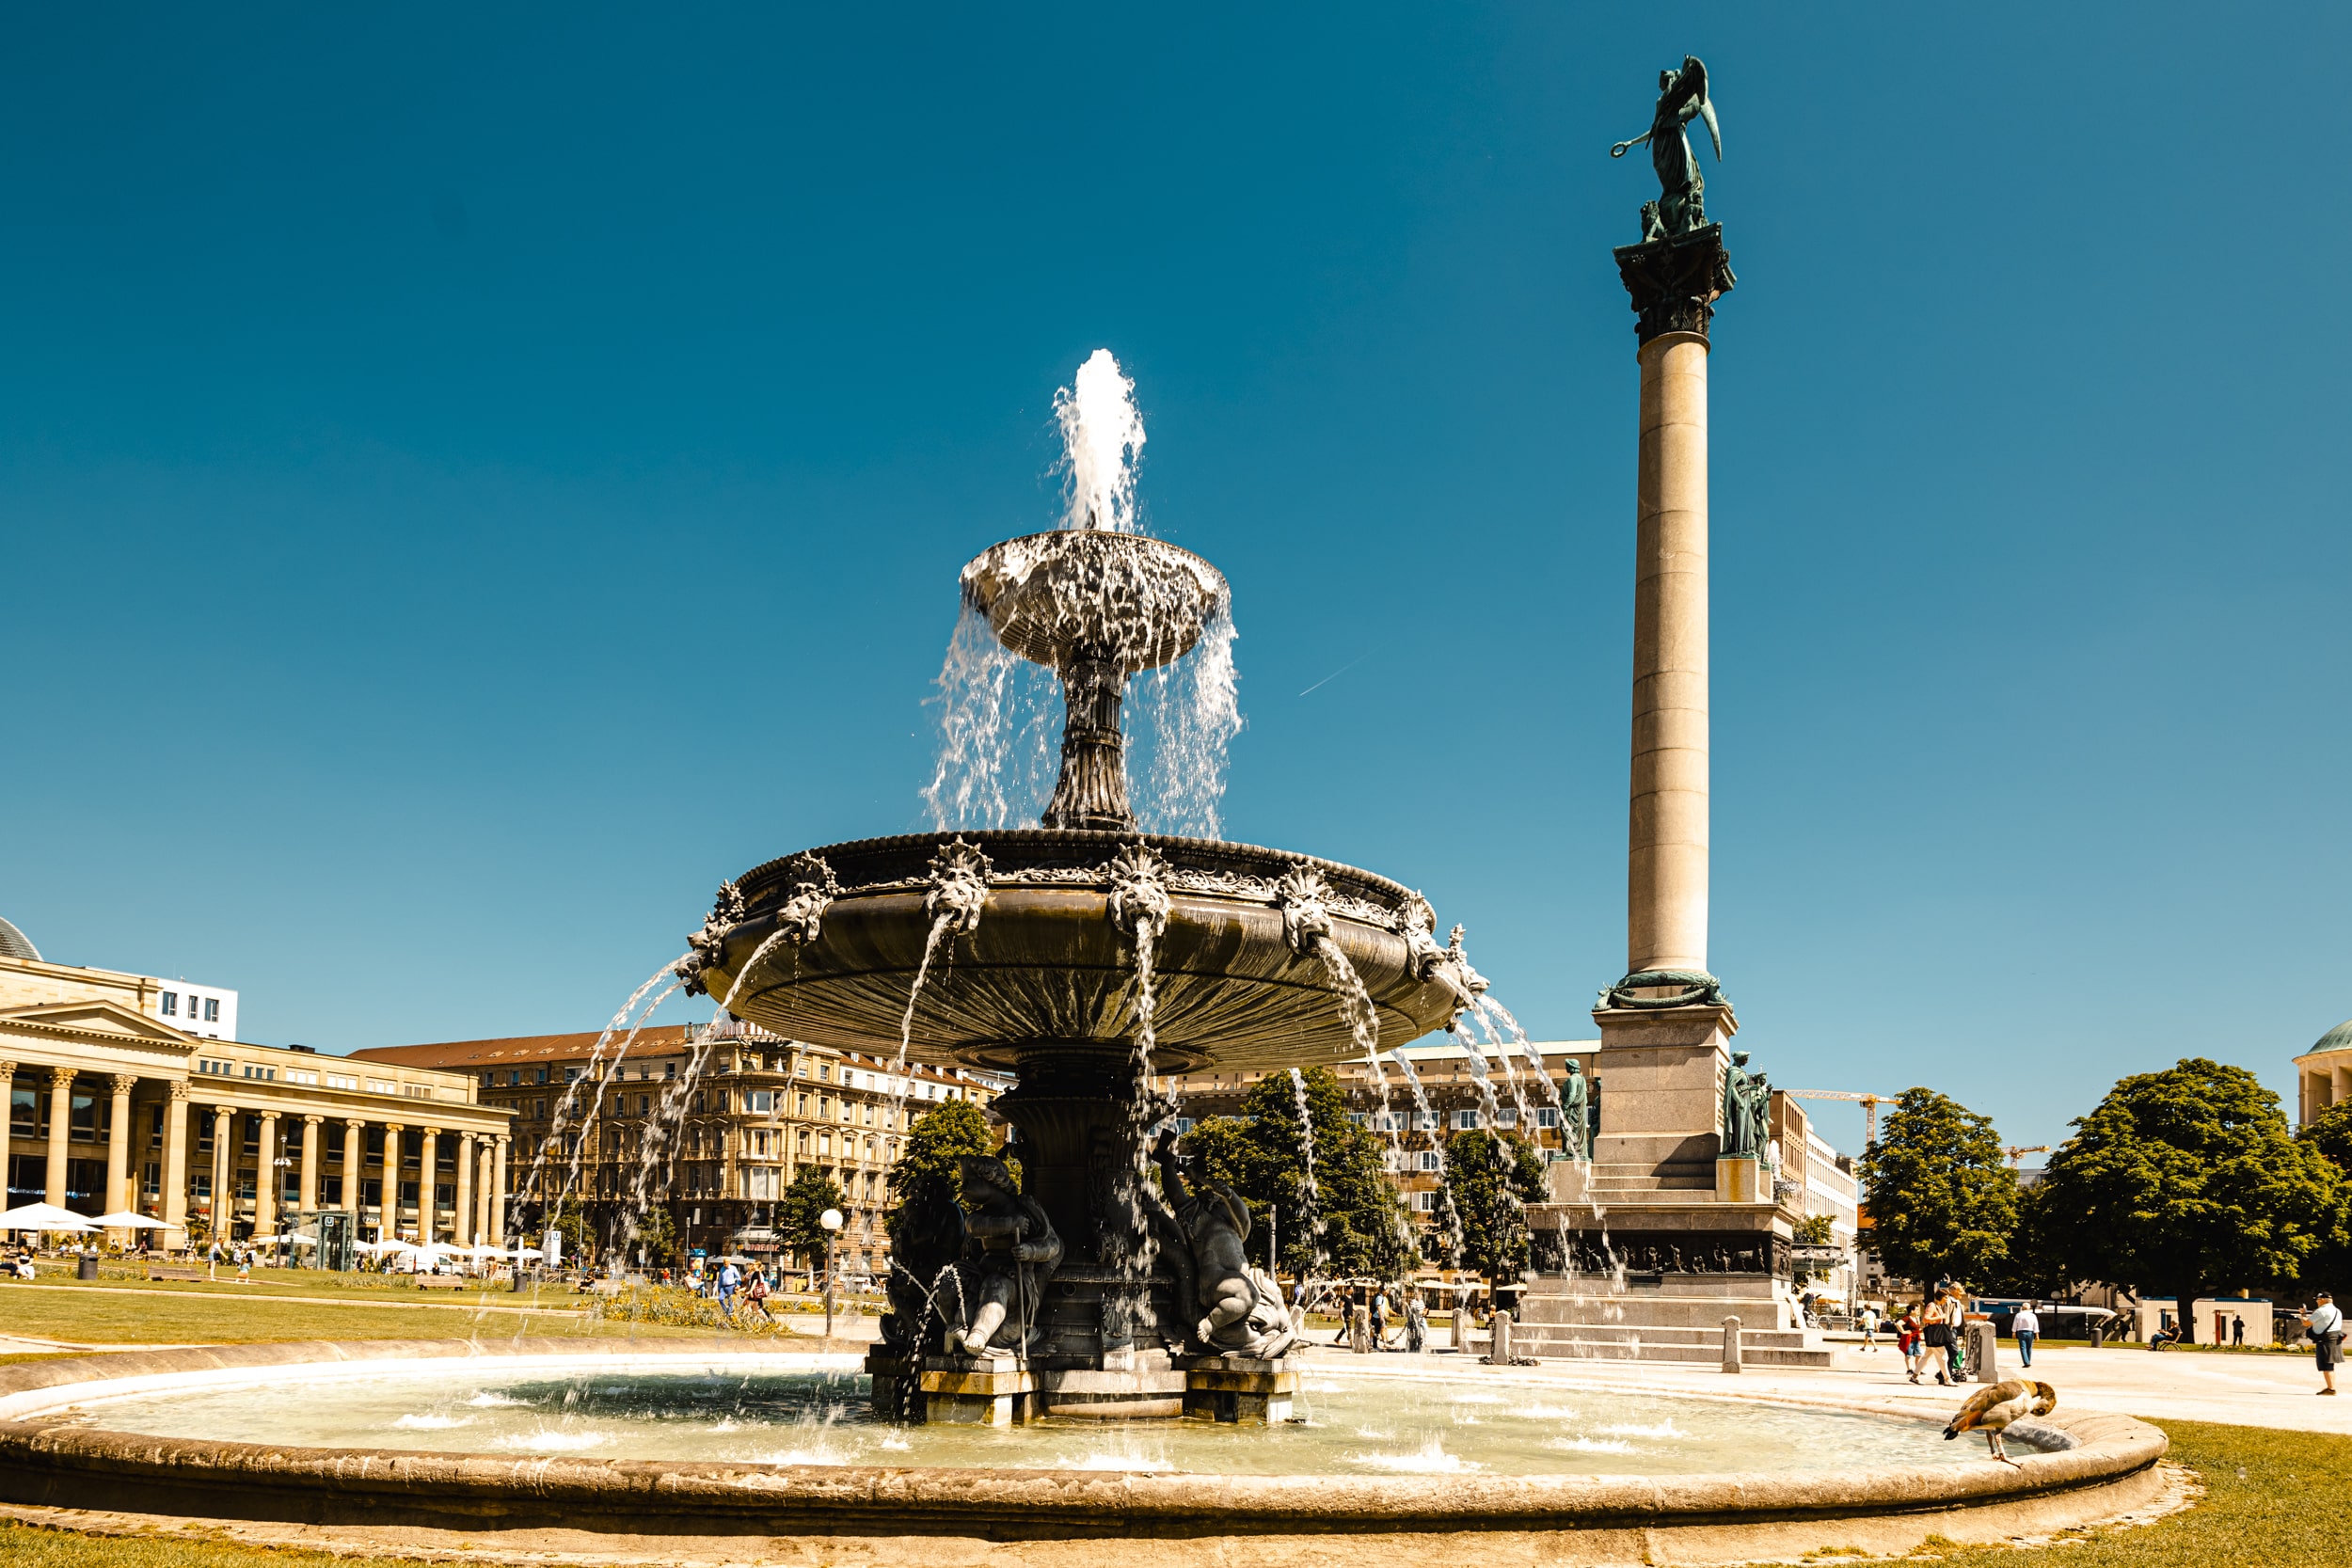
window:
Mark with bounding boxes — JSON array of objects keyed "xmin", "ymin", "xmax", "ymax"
[
  {"xmin": 1347, "ymin": 1112, "xmax": 1367, "ymax": 1127},
  {"xmin": 326, "ymin": 1074, "xmax": 357, "ymax": 1090},
  {"xmin": 638, "ymin": 1094, "xmax": 651, "ymax": 1116},
  {"xmin": 482, "ymin": 1072, "xmax": 494, "ymax": 1086},
  {"xmin": 203, "ymin": 998, "xmax": 220, "ymax": 1022},
  {"xmin": 818, "ymin": 1064, "xmax": 832, "ymax": 1082},
  {"xmin": 1172, "ymin": 1117, "xmax": 1196, "ymax": 1133},
  {"xmin": 161, "ymin": 991, "xmax": 178, "ymax": 1017},
  {"xmin": 506, "ymin": 1070, "xmax": 520, "ymax": 1086},
  {"xmin": 1383, "ymin": 1149, "xmax": 1402, "ymax": 1172},
  {"xmin": 367, "ymin": 1079, "xmax": 397, "ymax": 1094},
  {"xmin": 1414, "ymin": 1112, "xmax": 1438, "ymax": 1131},
  {"xmin": 1419, "ymin": 1150, "xmax": 1441, "ymax": 1171},
  {"xmin": 1411, "ymin": 1190, "xmax": 1438, "ymax": 1212},
  {"xmin": 1495, "ymin": 1108, "xmax": 1518, "ymax": 1128},
  {"xmin": 1454, "ymin": 1109, "xmax": 1481, "ymax": 1130},
  {"xmin": 748, "ymin": 1090, "xmax": 773, "ymax": 1113},
  {"xmin": 1536, "ymin": 1107, "xmax": 1560, "ymax": 1129}
]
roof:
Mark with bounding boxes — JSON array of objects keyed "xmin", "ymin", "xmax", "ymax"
[
  {"xmin": 350, "ymin": 1027, "xmax": 981, "ymax": 1081},
  {"xmin": 2312, "ymin": 1020, "xmax": 2352, "ymax": 1056},
  {"xmin": 0, "ymin": 916, "xmax": 40, "ymax": 964}
]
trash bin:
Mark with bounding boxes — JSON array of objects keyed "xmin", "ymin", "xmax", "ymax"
[{"xmin": 75, "ymin": 1253, "xmax": 99, "ymax": 1281}]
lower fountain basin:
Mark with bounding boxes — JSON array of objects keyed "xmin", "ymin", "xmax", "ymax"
[
  {"xmin": 715, "ymin": 831, "xmax": 1461, "ymax": 1073},
  {"xmin": 0, "ymin": 1340, "xmax": 2170, "ymax": 1567}
]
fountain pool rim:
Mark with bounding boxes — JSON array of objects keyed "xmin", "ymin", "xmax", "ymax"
[{"xmin": 0, "ymin": 1338, "xmax": 2168, "ymax": 1562}]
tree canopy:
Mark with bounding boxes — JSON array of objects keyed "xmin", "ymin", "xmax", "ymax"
[
  {"xmin": 626, "ymin": 1200, "xmax": 679, "ymax": 1267},
  {"xmin": 1440, "ymin": 1128, "xmax": 1546, "ymax": 1285},
  {"xmin": 886, "ymin": 1098, "xmax": 1006, "ymax": 1207},
  {"xmin": 777, "ymin": 1166, "xmax": 846, "ymax": 1265},
  {"xmin": 2295, "ymin": 1102, "xmax": 2352, "ymax": 1302},
  {"xmin": 1180, "ymin": 1066, "xmax": 1416, "ymax": 1279},
  {"xmin": 1857, "ymin": 1087, "xmax": 2018, "ymax": 1291},
  {"xmin": 2036, "ymin": 1058, "xmax": 2338, "ymax": 1341}
]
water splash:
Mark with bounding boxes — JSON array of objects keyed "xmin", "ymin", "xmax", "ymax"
[
  {"xmin": 1056, "ymin": 348, "xmax": 1146, "ymax": 533},
  {"xmin": 505, "ymin": 959, "xmax": 685, "ymax": 1242},
  {"xmin": 1287, "ymin": 1067, "xmax": 1325, "ymax": 1272},
  {"xmin": 1387, "ymin": 1050, "xmax": 1462, "ymax": 1268},
  {"xmin": 1130, "ymin": 604, "xmax": 1242, "ymax": 839},
  {"xmin": 920, "ymin": 604, "xmax": 1062, "ymax": 830}
]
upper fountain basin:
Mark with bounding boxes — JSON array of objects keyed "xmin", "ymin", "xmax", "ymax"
[
  {"xmin": 707, "ymin": 831, "xmax": 1460, "ymax": 1074},
  {"xmin": 961, "ymin": 531, "xmax": 1227, "ymax": 673}
]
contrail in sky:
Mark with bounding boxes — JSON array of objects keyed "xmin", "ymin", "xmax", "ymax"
[{"xmin": 1298, "ymin": 655, "xmax": 1368, "ymax": 697}]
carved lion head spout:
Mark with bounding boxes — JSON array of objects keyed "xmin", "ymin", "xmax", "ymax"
[
  {"xmin": 1274, "ymin": 864, "xmax": 1335, "ymax": 958},
  {"xmin": 674, "ymin": 879, "xmax": 748, "ymax": 996},
  {"xmin": 924, "ymin": 838, "xmax": 993, "ymax": 935},
  {"xmin": 773, "ymin": 852, "xmax": 840, "ymax": 946},
  {"xmin": 1105, "ymin": 840, "xmax": 1171, "ymax": 941}
]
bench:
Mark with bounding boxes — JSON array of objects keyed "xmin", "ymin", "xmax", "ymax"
[
  {"xmin": 147, "ymin": 1266, "xmax": 207, "ymax": 1282},
  {"xmin": 416, "ymin": 1275, "xmax": 472, "ymax": 1290}
]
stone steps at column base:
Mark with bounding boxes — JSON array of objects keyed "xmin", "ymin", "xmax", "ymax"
[
  {"xmin": 1511, "ymin": 1319, "xmax": 1815, "ymax": 1351},
  {"xmin": 1518, "ymin": 1298, "xmax": 1798, "ymax": 1333},
  {"xmin": 1508, "ymin": 1325, "xmax": 1835, "ymax": 1369}
]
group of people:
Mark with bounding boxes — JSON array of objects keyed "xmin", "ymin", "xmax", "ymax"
[
  {"xmin": 1295, "ymin": 1280, "xmax": 1436, "ymax": 1352},
  {"xmin": 687, "ymin": 1257, "xmax": 777, "ymax": 1321},
  {"xmin": 1867, "ymin": 1285, "xmax": 1979, "ymax": 1386}
]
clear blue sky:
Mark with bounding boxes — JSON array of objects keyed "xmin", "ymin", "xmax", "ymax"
[{"xmin": 3, "ymin": 6, "xmax": 2345, "ymax": 1155}]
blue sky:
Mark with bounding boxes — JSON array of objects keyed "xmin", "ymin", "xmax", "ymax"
[{"xmin": 2, "ymin": 6, "xmax": 2344, "ymax": 1154}]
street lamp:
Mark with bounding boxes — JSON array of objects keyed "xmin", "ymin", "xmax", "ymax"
[{"xmin": 819, "ymin": 1208, "xmax": 844, "ymax": 1341}]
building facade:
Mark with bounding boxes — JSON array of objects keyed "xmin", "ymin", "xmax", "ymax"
[
  {"xmin": 2295, "ymin": 1018, "xmax": 2352, "ymax": 1127},
  {"xmin": 355, "ymin": 1022, "xmax": 1008, "ymax": 1275},
  {"xmin": 1, "ymin": 941, "xmax": 510, "ymax": 1245}
]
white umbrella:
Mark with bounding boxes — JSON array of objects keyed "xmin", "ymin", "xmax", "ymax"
[
  {"xmin": 459, "ymin": 1243, "xmax": 506, "ymax": 1259},
  {"xmin": 91, "ymin": 1211, "xmax": 181, "ymax": 1231},
  {"xmin": 358, "ymin": 1239, "xmax": 418, "ymax": 1256},
  {"xmin": 0, "ymin": 1203, "xmax": 98, "ymax": 1232},
  {"xmin": 506, "ymin": 1245, "xmax": 545, "ymax": 1260},
  {"xmin": 245, "ymin": 1233, "xmax": 316, "ymax": 1246}
]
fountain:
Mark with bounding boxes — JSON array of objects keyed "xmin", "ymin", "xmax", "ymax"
[{"xmin": 668, "ymin": 352, "xmax": 1469, "ymax": 1420}]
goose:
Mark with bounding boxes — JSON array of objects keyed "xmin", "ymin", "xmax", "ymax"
[{"xmin": 1943, "ymin": 1378, "xmax": 2056, "ymax": 1465}]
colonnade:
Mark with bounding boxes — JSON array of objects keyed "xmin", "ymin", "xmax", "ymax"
[{"xmin": 0, "ymin": 1062, "xmax": 507, "ymax": 1247}]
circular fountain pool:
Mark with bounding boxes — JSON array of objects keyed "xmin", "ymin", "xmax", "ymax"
[
  {"xmin": 0, "ymin": 1341, "xmax": 2170, "ymax": 1567},
  {"xmin": 43, "ymin": 1359, "xmax": 1986, "ymax": 1479}
]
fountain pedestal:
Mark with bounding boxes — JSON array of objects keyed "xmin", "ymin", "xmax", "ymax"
[
  {"xmin": 919, "ymin": 1356, "xmax": 1038, "ymax": 1427},
  {"xmin": 1176, "ymin": 1352, "xmax": 1300, "ymax": 1425}
]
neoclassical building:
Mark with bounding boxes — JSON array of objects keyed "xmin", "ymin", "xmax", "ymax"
[
  {"xmin": 2295, "ymin": 1017, "xmax": 2352, "ymax": 1128},
  {"xmin": 2, "ymin": 933, "xmax": 512, "ymax": 1246}
]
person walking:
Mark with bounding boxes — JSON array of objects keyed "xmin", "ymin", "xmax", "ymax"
[
  {"xmin": 2305, "ymin": 1291, "xmax": 2342, "ymax": 1396},
  {"xmin": 1896, "ymin": 1307, "xmax": 1923, "ymax": 1383},
  {"xmin": 2012, "ymin": 1302, "xmax": 2041, "ymax": 1369},
  {"xmin": 745, "ymin": 1270, "xmax": 773, "ymax": 1322},
  {"xmin": 1371, "ymin": 1286, "xmax": 1391, "ymax": 1350},
  {"xmin": 1858, "ymin": 1303, "xmax": 1880, "ymax": 1352},
  {"xmin": 2231, "ymin": 1314, "xmax": 2245, "ymax": 1347},
  {"xmin": 1922, "ymin": 1296, "xmax": 1951, "ymax": 1386},
  {"xmin": 719, "ymin": 1259, "xmax": 740, "ymax": 1313},
  {"xmin": 1404, "ymin": 1291, "xmax": 1428, "ymax": 1353}
]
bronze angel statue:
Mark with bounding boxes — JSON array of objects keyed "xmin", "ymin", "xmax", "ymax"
[{"xmin": 1612, "ymin": 55, "xmax": 1721, "ymax": 241}]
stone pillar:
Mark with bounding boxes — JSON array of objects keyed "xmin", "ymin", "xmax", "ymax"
[
  {"xmin": 454, "ymin": 1133, "xmax": 475, "ymax": 1245},
  {"xmin": 342, "ymin": 1119, "xmax": 365, "ymax": 1212},
  {"xmin": 104, "ymin": 1073, "xmax": 136, "ymax": 1217},
  {"xmin": 379, "ymin": 1123, "xmax": 405, "ymax": 1238},
  {"xmin": 210, "ymin": 1105, "xmax": 232, "ymax": 1230},
  {"xmin": 418, "ymin": 1128, "xmax": 440, "ymax": 1245},
  {"xmin": 1628, "ymin": 340, "xmax": 1709, "ymax": 974},
  {"xmin": 253, "ymin": 1111, "xmax": 279, "ymax": 1237},
  {"xmin": 475, "ymin": 1142, "xmax": 494, "ymax": 1243},
  {"xmin": 299, "ymin": 1115, "xmax": 322, "ymax": 1213},
  {"xmin": 0, "ymin": 1063, "xmax": 13, "ymax": 1179},
  {"xmin": 161, "ymin": 1084, "xmax": 190, "ymax": 1231},
  {"xmin": 44, "ymin": 1068, "xmax": 73, "ymax": 1208},
  {"xmin": 491, "ymin": 1137, "xmax": 509, "ymax": 1244}
]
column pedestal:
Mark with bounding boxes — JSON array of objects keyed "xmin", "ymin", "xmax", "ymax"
[
  {"xmin": 1176, "ymin": 1352, "xmax": 1299, "ymax": 1424},
  {"xmin": 918, "ymin": 1357, "xmax": 1038, "ymax": 1426}
]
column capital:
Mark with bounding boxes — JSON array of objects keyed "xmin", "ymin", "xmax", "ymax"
[
  {"xmin": 1613, "ymin": 223, "xmax": 1735, "ymax": 346},
  {"xmin": 107, "ymin": 1073, "xmax": 137, "ymax": 1096},
  {"xmin": 256, "ymin": 1107, "xmax": 280, "ymax": 1122},
  {"xmin": 46, "ymin": 1066, "xmax": 74, "ymax": 1088},
  {"xmin": 0, "ymin": 1060, "xmax": 16, "ymax": 1081},
  {"xmin": 422, "ymin": 1126, "xmax": 443, "ymax": 1138},
  {"xmin": 344, "ymin": 1117, "xmax": 367, "ymax": 1130},
  {"xmin": 303, "ymin": 1113, "xmax": 325, "ymax": 1126},
  {"xmin": 167, "ymin": 1080, "xmax": 190, "ymax": 1101},
  {"xmin": 381, "ymin": 1121, "xmax": 406, "ymax": 1133}
]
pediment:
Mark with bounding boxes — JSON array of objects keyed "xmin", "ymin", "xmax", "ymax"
[{"xmin": 0, "ymin": 998, "xmax": 195, "ymax": 1049}]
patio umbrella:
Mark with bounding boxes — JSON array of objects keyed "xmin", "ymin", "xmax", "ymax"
[
  {"xmin": 90, "ymin": 1212, "xmax": 181, "ymax": 1231},
  {"xmin": 506, "ymin": 1246, "xmax": 545, "ymax": 1260},
  {"xmin": 459, "ymin": 1243, "xmax": 506, "ymax": 1259},
  {"xmin": 357, "ymin": 1239, "xmax": 418, "ymax": 1255},
  {"xmin": 0, "ymin": 1203, "xmax": 98, "ymax": 1232}
]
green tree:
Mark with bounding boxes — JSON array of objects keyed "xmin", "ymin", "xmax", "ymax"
[
  {"xmin": 545, "ymin": 1195, "xmax": 594, "ymax": 1267},
  {"xmin": 2292, "ymin": 1096, "xmax": 2352, "ymax": 1305},
  {"xmin": 2037, "ymin": 1059, "xmax": 2339, "ymax": 1342},
  {"xmin": 625, "ymin": 1202, "xmax": 679, "ymax": 1268},
  {"xmin": 778, "ymin": 1166, "xmax": 847, "ymax": 1268},
  {"xmin": 1857, "ymin": 1087, "xmax": 2018, "ymax": 1291},
  {"xmin": 886, "ymin": 1099, "xmax": 1007, "ymax": 1208},
  {"xmin": 1181, "ymin": 1067, "xmax": 1416, "ymax": 1280},
  {"xmin": 1440, "ymin": 1128, "xmax": 1546, "ymax": 1285}
]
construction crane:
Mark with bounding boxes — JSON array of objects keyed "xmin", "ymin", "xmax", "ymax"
[
  {"xmin": 2005, "ymin": 1145, "xmax": 2050, "ymax": 1168},
  {"xmin": 1785, "ymin": 1090, "xmax": 1897, "ymax": 1147}
]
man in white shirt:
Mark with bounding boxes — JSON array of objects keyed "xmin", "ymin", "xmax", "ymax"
[
  {"xmin": 2306, "ymin": 1292, "xmax": 2342, "ymax": 1396},
  {"xmin": 2012, "ymin": 1303, "xmax": 2041, "ymax": 1368}
]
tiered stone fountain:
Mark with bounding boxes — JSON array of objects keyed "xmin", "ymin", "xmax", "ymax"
[{"xmin": 683, "ymin": 525, "xmax": 1468, "ymax": 1422}]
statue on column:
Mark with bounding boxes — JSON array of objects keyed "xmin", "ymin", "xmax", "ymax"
[
  {"xmin": 1722, "ymin": 1051, "xmax": 1771, "ymax": 1158},
  {"xmin": 1612, "ymin": 55, "xmax": 1722, "ymax": 241},
  {"xmin": 948, "ymin": 1154, "xmax": 1060, "ymax": 1358},
  {"xmin": 1152, "ymin": 1130, "xmax": 1297, "ymax": 1358},
  {"xmin": 1557, "ymin": 1060, "xmax": 1590, "ymax": 1159}
]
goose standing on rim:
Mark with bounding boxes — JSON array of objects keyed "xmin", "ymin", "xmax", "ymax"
[{"xmin": 1944, "ymin": 1379, "xmax": 2057, "ymax": 1465}]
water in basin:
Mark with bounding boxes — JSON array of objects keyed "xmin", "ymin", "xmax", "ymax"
[{"xmin": 57, "ymin": 1363, "xmax": 1989, "ymax": 1477}]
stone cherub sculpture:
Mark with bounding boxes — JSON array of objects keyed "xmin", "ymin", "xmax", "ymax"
[
  {"xmin": 1152, "ymin": 1129, "xmax": 1298, "ymax": 1359},
  {"xmin": 1611, "ymin": 55, "xmax": 1721, "ymax": 241},
  {"xmin": 881, "ymin": 1167, "xmax": 967, "ymax": 1354},
  {"xmin": 949, "ymin": 1154, "xmax": 1061, "ymax": 1358}
]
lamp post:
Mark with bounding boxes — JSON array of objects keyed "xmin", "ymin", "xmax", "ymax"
[{"xmin": 819, "ymin": 1208, "xmax": 844, "ymax": 1341}]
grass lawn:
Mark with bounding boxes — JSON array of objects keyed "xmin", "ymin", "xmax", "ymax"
[
  {"xmin": 0, "ymin": 1421, "xmax": 2344, "ymax": 1565},
  {"xmin": 0, "ymin": 1283, "xmax": 722, "ymax": 1347}
]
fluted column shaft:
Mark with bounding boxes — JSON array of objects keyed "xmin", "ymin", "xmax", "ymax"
[
  {"xmin": 44, "ymin": 1069, "xmax": 73, "ymax": 1208},
  {"xmin": 104, "ymin": 1073, "xmax": 136, "ymax": 1218},
  {"xmin": 1629, "ymin": 331, "xmax": 1711, "ymax": 976},
  {"xmin": 161, "ymin": 1085, "xmax": 190, "ymax": 1229}
]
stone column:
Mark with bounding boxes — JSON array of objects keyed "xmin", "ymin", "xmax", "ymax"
[
  {"xmin": 476, "ymin": 1142, "xmax": 495, "ymax": 1243},
  {"xmin": 0, "ymin": 1062, "xmax": 13, "ymax": 1179},
  {"xmin": 342, "ymin": 1119, "xmax": 365, "ymax": 1212},
  {"xmin": 491, "ymin": 1137, "xmax": 509, "ymax": 1244},
  {"xmin": 105, "ymin": 1073, "xmax": 136, "ymax": 1217},
  {"xmin": 1628, "ymin": 338, "xmax": 1710, "ymax": 974},
  {"xmin": 299, "ymin": 1115, "xmax": 322, "ymax": 1213},
  {"xmin": 418, "ymin": 1128, "xmax": 440, "ymax": 1245},
  {"xmin": 44, "ymin": 1068, "xmax": 73, "ymax": 1208},
  {"xmin": 253, "ymin": 1111, "xmax": 279, "ymax": 1237},
  {"xmin": 210, "ymin": 1105, "xmax": 232, "ymax": 1230},
  {"xmin": 1613, "ymin": 226, "xmax": 1734, "ymax": 989},
  {"xmin": 454, "ymin": 1133, "xmax": 475, "ymax": 1245},
  {"xmin": 378, "ymin": 1123, "xmax": 404, "ymax": 1239},
  {"xmin": 161, "ymin": 1084, "xmax": 190, "ymax": 1231}
]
